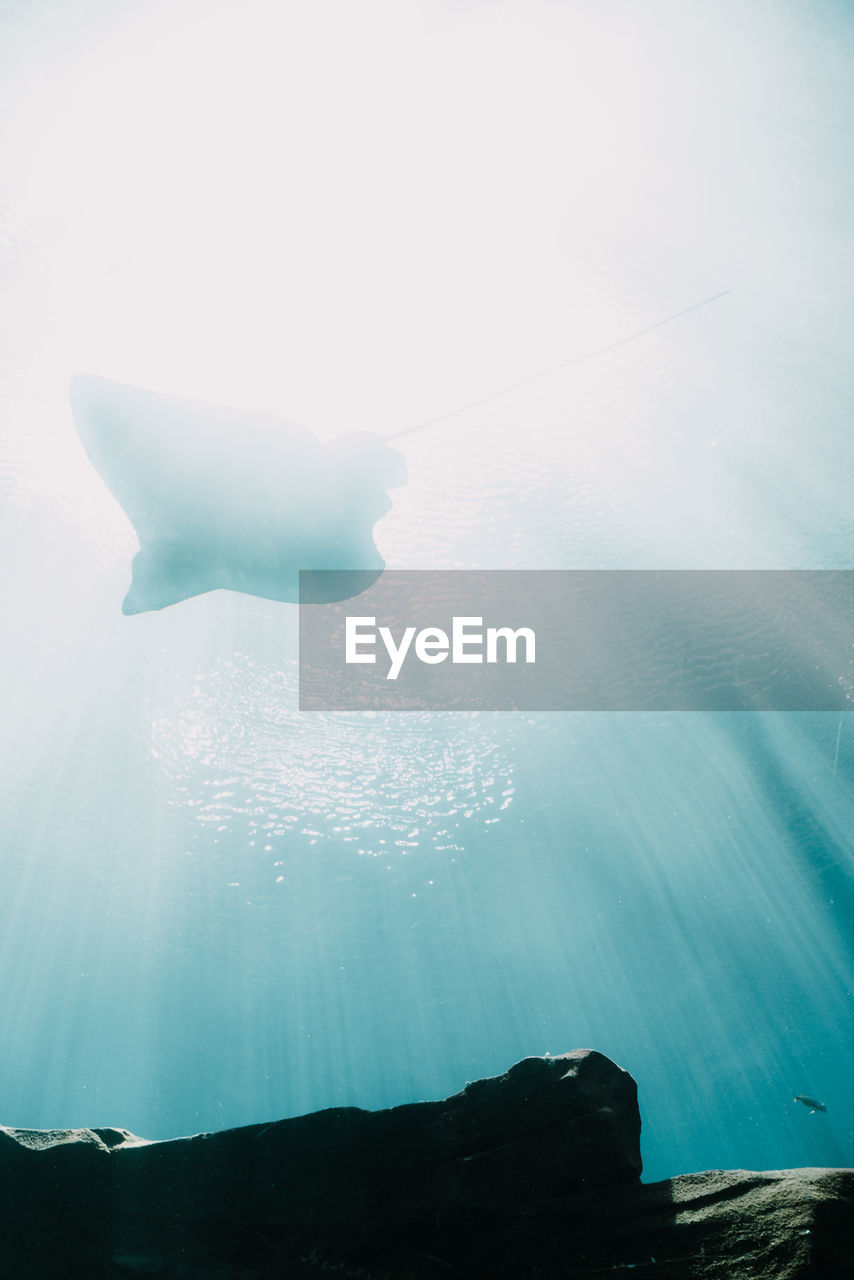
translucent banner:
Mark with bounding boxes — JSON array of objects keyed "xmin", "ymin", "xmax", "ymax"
[{"xmin": 298, "ymin": 571, "xmax": 854, "ymax": 711}]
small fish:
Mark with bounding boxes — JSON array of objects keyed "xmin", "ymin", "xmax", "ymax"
[{"xmin": 793, "ymin": 1094, "xmax": 827, "ymax": 1114}]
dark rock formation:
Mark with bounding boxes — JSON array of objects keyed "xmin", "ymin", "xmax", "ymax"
[{"xmin": 1, "ymin": 1049, "xmax": 851, "ymax": 1277}]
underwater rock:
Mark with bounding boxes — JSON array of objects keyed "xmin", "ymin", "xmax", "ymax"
[{"xmin": 1, "ymin": 1050, "xmax": 851, "ymax": 1277}]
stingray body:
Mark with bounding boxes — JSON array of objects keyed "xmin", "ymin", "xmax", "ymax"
[{"xmin": 69, "ymin": 375, "xmax": 406, "ymax": 613}]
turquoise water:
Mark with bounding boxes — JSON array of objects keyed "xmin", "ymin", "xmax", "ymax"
[{"xmin": 2, "ymin": 0, "xmax": 854, "ymax": 1184}]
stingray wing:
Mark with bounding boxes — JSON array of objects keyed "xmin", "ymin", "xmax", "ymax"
[{"xmin": 70, "ymin": 375, "xmax": 321, "ymax": 542}]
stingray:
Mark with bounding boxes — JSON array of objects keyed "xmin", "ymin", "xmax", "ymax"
[
  {"xmin": 69, "ymin": 374, "xmax": 407, "ymax": 613},
  {"xmin": 69, "ymin": 292, "xmax": 728, "ymax": 615}
]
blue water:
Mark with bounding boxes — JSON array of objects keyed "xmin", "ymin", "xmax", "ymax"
[{"xmin": 2, "ymin": 0, "xmax": 854, "ymax": 1184}]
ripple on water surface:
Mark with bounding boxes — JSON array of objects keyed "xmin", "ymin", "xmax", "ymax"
[{"xmin": 149, "ymin": 652, "xmax": 517, "ymax": 862}]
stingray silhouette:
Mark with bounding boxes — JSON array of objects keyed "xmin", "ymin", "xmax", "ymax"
[
  {"xmin": 69, "ymin": 294, "xmax": 728, "ymax": 614},
  {"xmin": 69, "ymin": 375, "xmax": 406, "ymax": 613}
]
